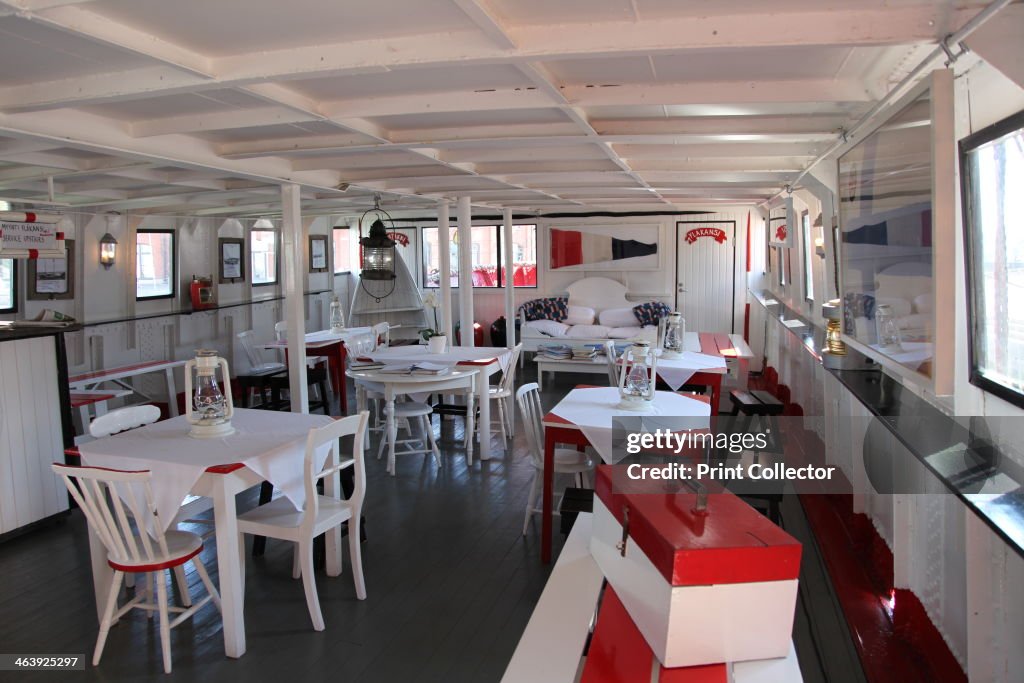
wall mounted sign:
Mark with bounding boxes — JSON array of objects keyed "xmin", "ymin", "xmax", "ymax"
[
  {"xmin": 387, "ymin": 231, "xmax": 410, "ymax": 247},
  {"xmin": 309, "ymin": 235, "xmax": 328, "ymax": 272},
  {"xmin": 27, "ymin": 239, "xmax": 74, "ymax": 300},
  {"xmin": 218, "ymin": 237, "xmax": 245, "ymax": 284},
  {"xmin": 768, "ymin": 197, "xmax": 795, "ymax": 248},
  {"xmin": 0, "ymin": 212, "xmax": 66, "ymax": 259},
  {"xmin": 549, "ymin": 224, "xmax": 660, "ymax": 271},
  {"xmin": 684, "ymin": 227, "xmax": 728, "ymax": 244}
]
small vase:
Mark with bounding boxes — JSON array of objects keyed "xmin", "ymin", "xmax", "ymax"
[{"xmin": 428, "ymin": 335, "xmax": 447, "ymax": 354}]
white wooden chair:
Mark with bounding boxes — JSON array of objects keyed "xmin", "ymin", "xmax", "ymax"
[
  {"xmin": 236, "ymin": 411, "xmax": 370, "ymax": 631},
  {"xmin": 52, "ymin": 463, "xmax": 221, "ymax": 674},
  {"xmin": 515, "ymin": 383, "xmax": 594, "ymax": 536},
  {"xmin": 487, "ymin": 343, "xmax": 523, "ymax": 442},
  {"xmin": 274, "ymin": 321, "xmax": 332, "ymax": 396}
]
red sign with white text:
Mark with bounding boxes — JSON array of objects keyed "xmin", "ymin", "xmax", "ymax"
[{"xmin": 685, "ymin": 227, "xmax": 727, "ymax": 244}]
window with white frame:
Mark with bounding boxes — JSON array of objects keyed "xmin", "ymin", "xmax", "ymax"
[
  {"xmin": 802, "ymin": 210, "xmax": 814, "ymax": 301},
  {"xmin": 333, "ymin": 227, "xmax": 352, "ymax": 274},
  {"xmin": 136, "ymin": 229, "xmax": 175, "ymax": 299},
  {"xmin": 251, "ymin": 229, "xmax": 278, "ymax": 285},
  {"xmin": 0, "ymin": 258, "xmax": 16, "ymax": 312},
  {"xmin": 421, "ymin": 224, "xmax": 537, "ymax": 288}
]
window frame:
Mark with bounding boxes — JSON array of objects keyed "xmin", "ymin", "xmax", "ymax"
[
  {"xmin": 0, "ymin": 257, "xmax": 18, "ymax": 314},
  {"xmin": 250, "ymin": 228, "xmax": 279, "ymax": 287},
  {"xmin": 801, "ymin": 210, "xmax": 814, "ymax": 302},
  {"xmin": 135, "ymin": 228, "xmax": 176, "ymax": 301},
  {"xmin": 332, "ymin": 226, "xmax": 352, "ymax": 275},
  {"xmin": 420, "ymin": 224, "xmax": 538, "ymax": 289},
  {"xmin": 960, "ymin": 107, "xmax": 1024, "ymax": 408}
]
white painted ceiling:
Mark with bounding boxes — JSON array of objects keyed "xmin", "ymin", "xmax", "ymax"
[{"xmin": 0, "ymin": 0, "xmax": 1005, "ymax": 217}]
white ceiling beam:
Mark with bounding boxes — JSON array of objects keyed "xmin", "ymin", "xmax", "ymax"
[
  {"xmin": 130, "ymin": 106, "xmax": 320, "ymax": 137},
  {"xmin": 389, "ymin": 122, "xmax": 582, "ymax": 144},
  {"xmin": 562, "ymin": 79, "xmax": 872, "ymax": 106},
  {"xmin": 1, "ymin": 3, "xmax": 213, "ymax": 77},
  {"xmin": 627, "ymin": 159, "xmax": 809, "ymax": 173},
  {"xmin": 319, "ymin": 88, "xmax": 551, "ymax": 119},
  {"xmin": 0, "ymin": 4, "xmax": 979, "ymax": 113},
  {"xmin": 217, "ymin": 134, "xmax": 378, "ymax": 159},
  {"xmin": 592, "ymin": 115, "xmax": 847, "ymax": 137},
  {"xmin": 450, "ymin": 0, "xmax": 516, "ymax": 49},
  {"xmin": 610, "ymin": 142, "xmax": 826, "ymax": 158},
  {"xmin": 238, "ymin": 82, "xmax": 389, "ymax": 141}
]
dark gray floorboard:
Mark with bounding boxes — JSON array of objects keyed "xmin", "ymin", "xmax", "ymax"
[{"xmin": 0, "ymin": 363, "xmax": 854, "ymax": 682}]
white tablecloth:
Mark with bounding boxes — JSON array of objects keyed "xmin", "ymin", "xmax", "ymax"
[
  {"xmin": 78, "ymin": 409, "xmax": 334, "ymax": 531},
  {"xmin": 367, "ymin": 345, "xmax": 514, "ymax": 373},
  {"xmin": 549, "ymin": 387, "xmax": 710, "ymax": 463},
  {"xmin": 654, "ymin": 351, "xmax": 727, "ymax": 390}
]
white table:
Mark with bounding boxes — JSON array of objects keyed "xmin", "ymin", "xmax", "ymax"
[
  {"xmin": 533, "ymin": 356, "xmax": 608, "ymax": 391},
  {"xmin": 346, "ymin": 367, "xmax": 477, "ymax": 470},
  {"xmin": 362, "ymin": 346, "xmax": 513, "ymax": 461},
  {"xmin": 259, "ymin": 327, "xmax": 374, "ymax": 411},
  {"xmin": 77, "ymin": 408, "xmax": 335, "ymax": 659},
  {"xmin": 69, "ymin": 359, "xmax": 187, "ymax": 417}
]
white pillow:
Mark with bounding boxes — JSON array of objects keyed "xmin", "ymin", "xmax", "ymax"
[
  {"xmin": 599, "ymin": 307, "xmax": 639, "ymax": 328},
  {"xmin": 523, "ymin": 320, "xmax": 569, "ymax": 337},
  {"xmin": 565, "ymin": 324, "xmax": 612, "ymax": 339},
  {"xmin": 607, "ymin": 326, "xmax": 644, "ymax": 339},
  {"xmin": 912, "ymin": 294, "xmax": 933, "ymax": 315},
  {"xmin": 565, "ymin": 305, "xmax": 596, "ymax": 325}
]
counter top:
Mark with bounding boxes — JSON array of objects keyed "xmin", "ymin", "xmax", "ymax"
[
  {"xmin": 750, "ymin": 289, "xmax": 1024, "ymax": 560},
  {"xmin": 0, "ymin": 323, "xmax": 82, "ymax": 341}
]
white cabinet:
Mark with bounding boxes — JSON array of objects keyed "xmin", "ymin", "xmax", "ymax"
[{"xmin": 0, "ymin": 335, "xmax": 69, "ymax": 534}]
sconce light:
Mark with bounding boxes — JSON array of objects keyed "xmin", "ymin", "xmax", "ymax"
[{"xmin": 99, "ymin": 233, "xmax": 117, "ymax": 269}]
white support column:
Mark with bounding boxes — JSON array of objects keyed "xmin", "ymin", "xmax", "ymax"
[
  {"xmin": 457, "ymin": 195, "xmax": 474, "ymax": 347},
  {"xmin": 281, "ymin": 183, "xmax": 309, "ymax": 413},
  {"xmin": 502, "ymin": 207, "xmax": 515, "ymax": 349},
  {"xmin": 437, "ymin": 200, "xmax": 453, "ymax": 340}
]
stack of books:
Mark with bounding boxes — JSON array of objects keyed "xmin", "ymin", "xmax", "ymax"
[
  {"xmin": 572, "ymin": 347, "xmax": 598, "ymax": 361},
  {"xmin": 349, "ymin": 360, "xmax": 384, "ymax": 371},
  {"xmin": 536, "ymin": 343, "xmax": 573, "ymax": 360}
]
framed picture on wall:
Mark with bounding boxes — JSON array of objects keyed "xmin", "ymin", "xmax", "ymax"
[
  {"xmin": 548, "ymin": 223, "xmax": 661, "ymax": 271},
  {"xmin": 309, "ymin": 235, "xmax": 328, "ymax": 272},
  {"xmin": 27, "ymin": 239, "xmax": 74, "ymax": 300},
  {"xmin": 218, "ymin": 238, "xmax": 245, "ymax": 284}
]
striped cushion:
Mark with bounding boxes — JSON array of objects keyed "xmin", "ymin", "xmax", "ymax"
[{"xmin": 632, "ymin": 301, "xmax": 672, "ymax": 327}]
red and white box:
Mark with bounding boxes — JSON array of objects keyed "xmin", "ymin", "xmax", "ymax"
[{"xmin": 590, "ymin": 465, "xmax": 802, "ymax": 668}]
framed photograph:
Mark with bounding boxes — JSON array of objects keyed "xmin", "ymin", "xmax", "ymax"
[
  {"xmin": 309, "ymin": 235, "xmax": 328, "ymax": 272},
  {"xmin": 218, "ymin": 238, "xmax": 245, "ymax": 284},
  {"xmin": 548, "ymin": 223, "xmax": 660, "ymax": 271},
  {"xmin": 27, "ymin": 239, "xmax": 74, "ymax": 300}
]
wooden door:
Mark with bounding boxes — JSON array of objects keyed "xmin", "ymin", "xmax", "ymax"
[{"xmin": 675, "ymin": 220, "xmax": 740, "ymax": 333}]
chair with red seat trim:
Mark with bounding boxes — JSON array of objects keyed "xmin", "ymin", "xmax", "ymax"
[{"xmin": 51, "ymin": 463, "xmax": 221, "ymax": 674}]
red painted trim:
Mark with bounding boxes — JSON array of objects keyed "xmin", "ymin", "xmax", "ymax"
[
  {"xmin": 28, "ymin": 248, "xmax": 38, "ymax": 259},
  {"xmin": 69, "ymin": 392, "xmax": 118, "ymax": 408},
  {"xmin": 25, "ymin": 211, "xmax": 37, "ymax": 222},
  {"xmin": 56, "ymin": 231, "xmax": 64, "ymax": 240},
  {"xmin": 745, "ymin": 211, "xmax": 752, "ymax": 273},
  {"xmin": 64, "ymin": 447, "xmax": 81, "ymax": 459},
  {"xmin": 108, "ymin": 544, "xmax": 201, "ymax": 572},
  {"xmin": 759, "ymin": 362, "xmax": 968, "ymax": 683},
  {"xmin": 205, "ymin": 463, "xmax": 245, "ymax": 474},
  {"xmin": 53, "ymin": 463, "xmax": 149, "ymax": 474}
]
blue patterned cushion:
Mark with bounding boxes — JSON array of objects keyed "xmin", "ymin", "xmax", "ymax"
[
  {"xmin": 519, "ymin": 297, "xmax": 569, "ymax": 322},
  {"xmin": 632, "ymin": 301, "xmax": 672, "ymax": 327}
]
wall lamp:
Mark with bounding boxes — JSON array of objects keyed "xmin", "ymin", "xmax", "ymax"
[{"xmin": 99, "ymin": 233, "xmax": 117, "ymax": 269}]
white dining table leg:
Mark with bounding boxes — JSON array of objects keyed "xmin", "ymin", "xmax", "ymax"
[
  {"xmin": 165, "ymin": 368, "xmax": 179, "ymax": 417},
  {"xmin": 477, "ymin": 367, "xmax": 492, "ymax": 461},
  {"xmin": 211, "ymin": 482, "xmax": 246, "ymax": 658},
  {"xmin": 355, "ymin": 384, "xmax": 369, "ymax": 451},
  {"xmin": 385, "ymin": 389, "xmax": 397, "ymax": 475}
]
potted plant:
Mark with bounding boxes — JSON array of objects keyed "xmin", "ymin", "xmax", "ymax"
[{"xmin": 421, "ymin": 291, "xmax": 447, "ymax": 353}]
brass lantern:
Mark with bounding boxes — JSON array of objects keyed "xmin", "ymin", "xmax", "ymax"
[
  {"xmin": 617, "ymin": 340, "xmax": 658, "ymax": 411},
  {"xmin": 184, "ymin": 349, "xmax": 235, "ymax": 438}
]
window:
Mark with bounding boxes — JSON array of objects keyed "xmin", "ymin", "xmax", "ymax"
[
  {"xmin": 961, "ymin": 108, "xmax": 1024, "ymax": 406},
  {"xmin": 0, "ymin": 258, "xmax": 16, "ymax": 313},
  {"xmin": 136, "ymin": 230, "xmax": 174, "ymax": 299},
  {"xmin": 251, "ymin": 229, "xmax": 278, "ymax": 286},
  {"xmin": 333, "ymin": 227, "xmax": 352, "ymax": 274},
  {"xmin": 801, "ymin": 211, "xmax": 814, "ymax": 301},
  {"xmin": 421, "ymin": 224, "xmax": 537, "ymax": 288}
]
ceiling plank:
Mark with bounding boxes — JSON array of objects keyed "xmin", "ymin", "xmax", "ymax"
[
  {"xmin": 131, "ymin": 106, "xmax": 320, "ymax": 137},
  {"xmin": 450, "ymin": 0, "xmax": 516, "ymax": 49}
]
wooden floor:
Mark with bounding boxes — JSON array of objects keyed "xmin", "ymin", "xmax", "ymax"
[{"xmin": 0, "ymin": 364, "xmax": 861, "ymax": 683}]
